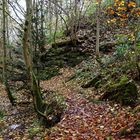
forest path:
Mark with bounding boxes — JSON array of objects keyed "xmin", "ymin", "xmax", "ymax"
[
  {"xmin": 0, "ymin": 67, "xmax": 139, "ymax": 140},
  {"xmin": 41, "ymin": 67, "xmax": 139, "ymax": 140}
]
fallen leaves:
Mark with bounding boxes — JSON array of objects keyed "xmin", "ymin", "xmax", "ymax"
[
  {"xmin": 41, "ymin": 68, "xmax": 140, "ymax": 140},
  {"xmin": 0, "ymin": 67, "xmax": 140, "ymax": 139}
]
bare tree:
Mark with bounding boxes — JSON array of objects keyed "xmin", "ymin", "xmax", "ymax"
[
  {"xmin": 23, "ymin": 0, "xmax": 47, "ymax": 119},
  {"xmin": 2, "ymin": 0, "xmax": 15, "ymax": 105},
  {"xmin": 95, "ymin": 0, "xmax": 101, "ymax": 56}
]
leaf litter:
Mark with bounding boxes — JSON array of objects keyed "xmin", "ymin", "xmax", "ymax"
[
  {"xmin": 41, "ymin": 67, "xmax": 140, "ymax": 140},
  {"xmin": 0, "ymin": 67, "xmax": 140, "ymax": 140}
]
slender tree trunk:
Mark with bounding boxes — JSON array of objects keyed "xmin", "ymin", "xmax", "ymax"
[
  {"xmin": 40, "ymin": 0, "xmax": 45, "ymax": 52},
  {"xmin": 34, "ymin": 0, "xmax": 38, "ymax": 53},
  {"xmin": 48, "ymin": 0, "xmax": 52, "ymax": 36},
  {"xmin": 2, "ymin": 0, "xmax": 15, "ymax": 105},
  {"xmin": 95, "ymin": 0, "xmax": 101, "ymax": 56},
  {"xmin": 53, "ymin": 0, "xmax": 59, "ymax": 44},
  {"xmin": 23, "ymin": 0, "xmax": 46, "ymax": 117}
]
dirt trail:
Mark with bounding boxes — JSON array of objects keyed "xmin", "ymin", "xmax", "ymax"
[{"xmin": 41, "ymin": 68, "xmax": 139, "ymax": 140}]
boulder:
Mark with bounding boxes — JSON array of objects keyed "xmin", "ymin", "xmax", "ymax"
[{"xmin": 100, "ymin": 76, "xmax": 138, "ymax": 106}]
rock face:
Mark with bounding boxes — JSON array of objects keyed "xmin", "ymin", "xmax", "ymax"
[{"xmin": 100, "ymin": 76, "xmax": 138, "ymax": 106}]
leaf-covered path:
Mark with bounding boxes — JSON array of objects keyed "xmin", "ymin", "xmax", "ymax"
[
  {"xmin": 41, "ymin": 68, "xmax": 140, "ymax": 140},
  {"xmin": 0, "ymin": 67, "xmax": 140, "ymax": 139}
]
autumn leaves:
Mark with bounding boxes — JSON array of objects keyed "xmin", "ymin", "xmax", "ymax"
[{"xmin": 106, "ymin": 0, "xmax": 140, "ymax": 24}]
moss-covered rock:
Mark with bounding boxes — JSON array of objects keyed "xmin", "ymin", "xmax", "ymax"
[
  {"xmin": 41, "ymin": 90, "xmax": 66, "ymax": 128},
  {"xmin": 100, "ymin": 76, "xmax": 138, "ymax": 106},
  {"xmin": 39, "ymin": 46, "xmax": 89, "ymax": 80},
  {"xmin": 81, "ymin": 75, "xmax": 102, "ymax": 88}
]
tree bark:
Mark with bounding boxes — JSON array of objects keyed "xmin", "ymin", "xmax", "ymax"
[
  {"xmin": 2, "ymin": 0, "xmax": 15, "ymax": 105},
  {"xmin": 23, "ymin": 0, "xmax": 46, "ymax": 118},
  {"xmin": 95, "ymin": 0, "xmax": 101, "ymax": 56}
]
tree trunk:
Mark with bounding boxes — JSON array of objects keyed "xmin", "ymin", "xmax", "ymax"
[
  {"xmin": 2, "ymin": 0, "xmax": 15, "ymax": 105},
  {"xmin": 95, "ymin": 0, "xmax": 101, "ymax": 56},
  {"xmin": 23, "ymin": 0, "xmax": 46, "ymax": 118}
]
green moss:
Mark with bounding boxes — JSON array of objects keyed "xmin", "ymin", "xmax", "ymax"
[
  {"xmin": 104, "ymin": 136, "xmax": 113, "ymax": 140},
  {"xmin": 0, "ymin": 110, "xmax": 4, "ymax": 120},
  {"xmin": 39, "ymin": 46, "xmax": 88, "ymax": 80},
  {"xmin": 82, "ymin": 75, "xmax": 102, "ymax": 88},
  {"xmin": 90, "ymin": 99, "xmax": 105, "ymax": 104},
  {"xmin": 106, "ymin": 75, "xmax": 129, "ymax": 90},
  {"xmin": 42, "ymin": 91, "xmax": 66, "ymax": 127},
  {"xmin": 101, "ymin": 76, "xmax": 138, "ymax": 106},
  {"xmin": 38, "ymin": 66, "xmax": 59, "ymax": 80},
  {"xmin": 28, "ymin": 127, "xmax": 43, "ymax": 138},
  {"xmin": 134, "ymin": 105, "xmax": 140, "ymax": 113},
  {"xmin": 44, "ymin": 91, "xmax": 66, "ymax": 116},
  {"xmin": 119, "ymin": 75, "xmax": 128, "ymax": 85}
]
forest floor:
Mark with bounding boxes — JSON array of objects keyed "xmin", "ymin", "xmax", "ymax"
[
  {"xmin": 0, "ymin": 66, "xmax": 140, "ymax": 140},
  {"xmin": 42, "ymin": 67, "xmax": 140, "ymax": 140}
]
